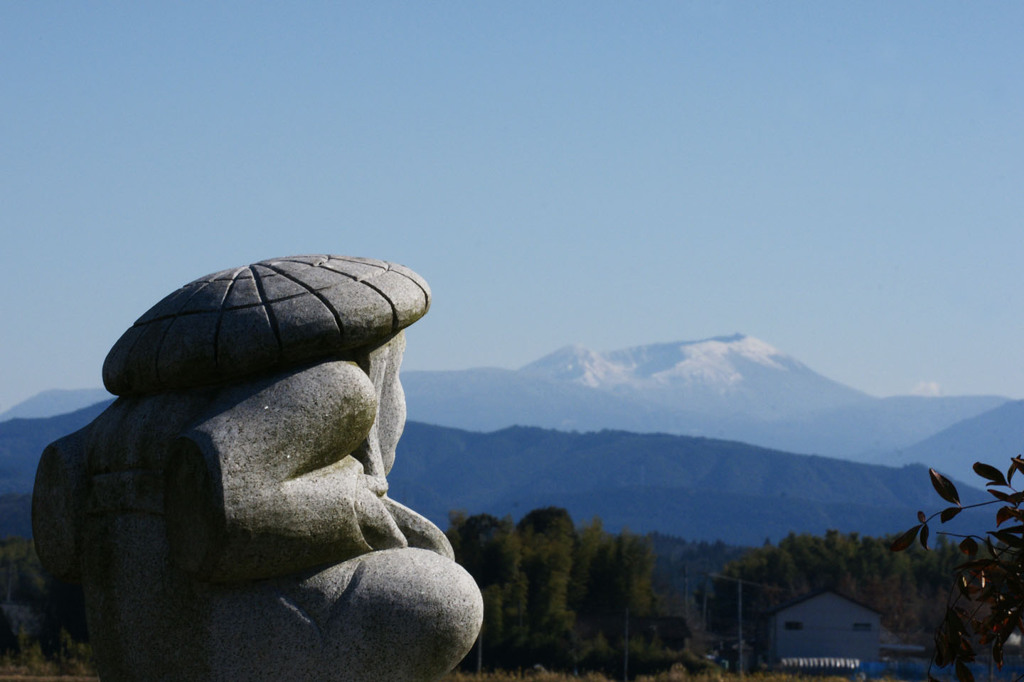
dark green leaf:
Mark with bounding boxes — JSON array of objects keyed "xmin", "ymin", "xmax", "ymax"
[
  {"xmin": 948, "ymin": 608, "xmax": 968, "ymax": 635},
  {"xmin": 991, "ymin": 530, "xmax": 1024, "ymax": 548},
  {"xmin": 1012, "ymin": 456, "xmax": 1024, "ymax": 480},
  {"xmin": 956, "ymin": 659, "xmax": 975, "ymax": 682},
  {"xmin": 975, "ymin": 462, "xmax": 1008, "ymax": 486},
  {"xmin": 960, "ymin": 537, "xmax": 979, "ymax": 556},
  {"xmin": 935, "ymin": 630, "xmax": 953, "ymax": 667},
  {"xmin": 931, "ymin": 468, "xmax": 962, "ymax": 506},
  {"xmin": 995, "ymin": 503, "xmax": 1019, "ymax": 524},
  {"xmin": 890, "ymin": 525, "xmax": 921, "ymax": 552},
  {"xmin": 942, "ymin": 507, "xmax": 963, "ymax": 523},
  {"xmin": 989, "ymin": 489, "xmax": 1013, "ymax": 503},
  {"xmin": 920, "ymin": 524, "xmax": 930, "ymax": 549}
]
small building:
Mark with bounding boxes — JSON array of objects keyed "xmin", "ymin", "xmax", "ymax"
[{"xmin": 765, "ymin": 590, "xmax": 880, "ymax": 664}]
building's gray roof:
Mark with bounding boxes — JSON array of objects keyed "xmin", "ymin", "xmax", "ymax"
[{"xmin": 764, "ymin": 589, "xmax": 881, "ymax": 616}]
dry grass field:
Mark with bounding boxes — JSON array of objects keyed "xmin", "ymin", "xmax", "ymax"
[
  {"xmin": 0, "ymin": 667, "xmax": 868, "ymax": 681},
  {"xmin": 444, "ymin": 671, "xmax": 856, "ymax": 682},
  {"xmin": 0, "ymin": 676, "xmax": 95, "ymax": 681},
  {"xmin": 0, "ymin": 667, "xmax": 860, "ymax": 679},
  {"xmin": 0, "ymin": 666, "xmax": 95, "ymax": 680}
]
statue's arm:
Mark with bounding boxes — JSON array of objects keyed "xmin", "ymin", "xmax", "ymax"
[
  {"xmin": 164, "ymin": 361, "xmax": 408, "ymax": 583},
  {"xmin": 32, "ymin": 427, "xmax": 91, "ymax": 583},
  {"xmin": 166, "ymin": 434, "xmax": 409, "ymax": 583}
]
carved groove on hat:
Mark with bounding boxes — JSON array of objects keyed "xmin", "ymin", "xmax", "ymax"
[{"xmin": 102, "ymin": 255, "xmax": 430, "ymax": 396}]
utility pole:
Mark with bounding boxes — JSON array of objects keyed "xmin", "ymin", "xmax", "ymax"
[
  {"xmin": 623, "ymin": 606, "xmax": 629, "ymax": 682},
  {"xmin": 738, "ymin": 580, "xmax": 743, "ymax": 677},
  {"xmin": 476, "ymin": 628, "xmax": 482, "ymax": 674},
  {"xmin": 702, "ymin": 576, "xmax": 708, "ymax": 628},
  {"xmin": 683, "ymin": 564, "xmax": 690, "ymax": 619},
  {"xmin": 708, "ymin": 573, "xmax": 763, "ymax": 677}
]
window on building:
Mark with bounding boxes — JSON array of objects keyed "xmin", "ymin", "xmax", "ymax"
[
  {"xmin": 853, "ymin": 623, "xmax": 872, "ymax": 631},
  {"xmin": 784, "ymin": 621, "xmax": 803, "ymax": 630}
]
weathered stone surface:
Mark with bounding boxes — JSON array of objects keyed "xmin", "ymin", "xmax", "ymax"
[{"xmin": 33, "ymin": 256, "xmax": 480, "ymax": 681}]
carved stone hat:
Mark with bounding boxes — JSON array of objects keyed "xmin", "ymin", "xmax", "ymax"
[{"xmin": 102, "ymin": 255, "xmax": 431, "ymax": 396}]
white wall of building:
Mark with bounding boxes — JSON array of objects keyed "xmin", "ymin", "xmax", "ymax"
[{"xmin": 770, "ymin": 592, "xmax": 880, "ymax": 661}]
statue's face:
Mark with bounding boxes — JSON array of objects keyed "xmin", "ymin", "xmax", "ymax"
[
  {"xmin": 352, "ymin": 331, "xmax": 407, "ymax": 487},
  {"xmin": 370, "ymin": 331, "xmax": 406, "ymax": 476}
]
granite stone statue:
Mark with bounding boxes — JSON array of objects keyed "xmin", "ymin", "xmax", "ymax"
[{"xmin": 32, "ymin": 255, "xmax": 483, "ymax": 681}]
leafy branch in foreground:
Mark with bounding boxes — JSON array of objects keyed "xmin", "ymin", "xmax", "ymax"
[{"xmin": 892, "ymin": 457, "xmax": 1024, "ymax": 682}]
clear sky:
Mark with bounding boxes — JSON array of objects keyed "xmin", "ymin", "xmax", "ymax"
[{"xmin": 2, "ymin": 2, "xmax": 1023, "ymax": 412}]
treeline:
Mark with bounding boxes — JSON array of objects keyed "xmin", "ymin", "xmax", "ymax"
[
  {"xmin": 446, "ymin": 507, "xmax": 711, "ymax": 676},
  {"xmin": 0, "ymin": 511, "xmax": 968, "ymax": 675},
  {"xmin": 707, "ymin": 529, "xmax": 962, "ymax": 649},
  {"xmin": 0, "ymin": 507, "xmax": 706, "ymax": 677},
  {"xmin": 448, "ymin": 511, "xmax": 969, "ymax": 673},
  {"xmin": 648, "ymin": 533, "xmax": 750, "ymax": 618},
  {"xmin": 0, "ymin": 536, "xmax": 91, "ymax": 674}
]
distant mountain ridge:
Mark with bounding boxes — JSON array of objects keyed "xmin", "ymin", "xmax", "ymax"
[
  {"xmin": 2, "ymin": 335, "xmax": 1015, "ymax": 545},
  {"xmin": 0, "ymin": 389, "xmax": 113, "ymax": 422},
  {"xmin": 387, "ymin": 422, "xmax": 982, "ymax": 545},
  {"xmin": 0, "ymin": 405, "xmax": 980, "ymax": 545},
  {"xmin": 403, "ymin": 334, "xmax": 1008, "ymax": 460},
  {"xmin": 6, "ymin": 334, "xmax": 1015, "ymax": 480},
  {"xmin": 0, "ymin": 401, "xmax": 113, "ymax": 493},
  {"xmin": 885, "ymin": 400, "xmax": 1024, "ymax": 485}
]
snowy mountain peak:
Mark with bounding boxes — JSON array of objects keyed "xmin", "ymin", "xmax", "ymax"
[
  {"xmin": 515, "ymin": 334, "xmax": 867, "ymax": 418},
  {"xmin": 643, "ymin": 334, "xmax": 796, "ymax": 377},
  {"xmin": 520, "ymin": 344, "xmax": 631, "ymax": 388},
  {"xmin": 522, "ymin": 334, "xmax": 801, "ymax": 389}
]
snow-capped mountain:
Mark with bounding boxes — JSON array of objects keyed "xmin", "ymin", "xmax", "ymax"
[
  {"xmin": 518, "ymin": 344, "xmax": 631, "ymax": 388},
  {"xmin": 523, "ymin": 334, "xmax": 794, "ymax": 388},
  {"xmin": 9, "ymin": 335, "xmax": 1010, "ymax": 471},
  {"xmin": 401, "ymin": 334, "xmax": 1008, "ymax": 460},
  {"xmin": 518, "ymin": 334, "xmax": 869, "ymax": 419}
]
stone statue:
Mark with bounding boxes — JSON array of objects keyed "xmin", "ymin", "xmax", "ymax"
[{"xmin": 32, "ymin": 255, "xmax": 483, "ymax": 681}]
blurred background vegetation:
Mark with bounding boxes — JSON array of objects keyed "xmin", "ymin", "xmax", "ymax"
[{"xmin": 0, "ymin": 507, "xmax": 963, "ymax": 678}]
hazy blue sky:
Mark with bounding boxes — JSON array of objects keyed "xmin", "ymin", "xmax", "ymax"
[{"xmin": 2, "ymin": 3, "xmax": 1023, "ymax": 412}]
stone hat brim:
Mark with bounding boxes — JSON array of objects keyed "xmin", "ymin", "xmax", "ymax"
[{"xmin": 102, "ymin": 255, "xmax": 430, "ymax": 396}]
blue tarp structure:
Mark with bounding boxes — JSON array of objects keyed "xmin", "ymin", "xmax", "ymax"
[{"xmin": 859, "ymin": 659, "xmax": 1024, "ymax": 681}]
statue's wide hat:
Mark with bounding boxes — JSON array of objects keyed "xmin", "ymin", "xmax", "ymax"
[{"xmin": 103, "ymin": 255, "xmax": 430, "ymax": 396}]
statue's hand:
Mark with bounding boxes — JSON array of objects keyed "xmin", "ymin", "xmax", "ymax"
[
  {"xmin": 354, "ymin": 484, "xmax": 408, "ymax": 551},
  {"xmin": 380, "ymin": 497, "xmax": 455, "ymax": 560}
]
